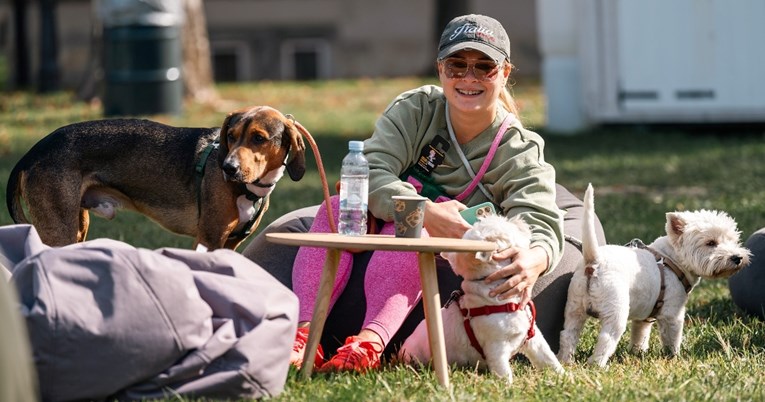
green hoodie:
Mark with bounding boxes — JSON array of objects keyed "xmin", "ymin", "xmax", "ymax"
[{"xmin": 363, "ymin": 85, "xmax": 563, "ymax": 273}]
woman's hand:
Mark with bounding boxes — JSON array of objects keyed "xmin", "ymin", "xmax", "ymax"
[
  {"xmin": 483, "ymin": 245, "xmax": 549, "ymax": 307},
  {"xmin": 423, "ymin": 200, "xmax": 471, "ymax": 239}
]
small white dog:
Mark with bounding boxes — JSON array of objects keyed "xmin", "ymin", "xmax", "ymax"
[
  {"xmin": 558, "ymin": 184, "xmax": 751, "ymax": 367},
  {"xmin": 399, "ymin": 214, "xmax": 564, "ymax": 383}
]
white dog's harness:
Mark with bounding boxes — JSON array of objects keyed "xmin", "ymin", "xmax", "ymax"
[
  {"xmin": 626, "ymin": 239, "xmax": 695, "ymax": 321},
  {"xmin": 447, "ymin": 290, "xmax": 536, "ymax": 359}
]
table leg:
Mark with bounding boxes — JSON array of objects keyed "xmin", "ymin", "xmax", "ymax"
[
  {"xmin": 417, "ymin": 252, "xmax": 450, "ymax": 388},
  {"xmin": 301, "ymin": 248, "xmax": 341, "ymax": 379}
]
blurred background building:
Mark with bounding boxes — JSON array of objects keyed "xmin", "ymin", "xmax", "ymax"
[
  {"xmin": 538, "ymin": 0, "xmax": 765, "ymax": 132},
  {"xmin": 2, "ymin": 0, "xmax": 764, "ymax": 132},
  {"xmin": 0, "ymin": 0, "xmax": 540, "ymax": 85}
]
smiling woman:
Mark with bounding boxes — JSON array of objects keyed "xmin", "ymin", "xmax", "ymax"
[{"xmin": 244, "ymin": 13, "xmax": 607, "ymax": 375}]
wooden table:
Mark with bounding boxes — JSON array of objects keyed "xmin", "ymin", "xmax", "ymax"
[{"xmin": 266, "ymin": 232, "xmax": 496, "ymax": 388}]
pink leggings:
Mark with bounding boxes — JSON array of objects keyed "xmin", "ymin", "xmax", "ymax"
[{"xmin": 292, "ymin": 195, "xmax": 423, "ymax": 347}]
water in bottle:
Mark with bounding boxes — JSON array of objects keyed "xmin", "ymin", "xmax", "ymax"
[{"xmin": 338, "ymin": 140, "xmax": 369, "ymax": 236}]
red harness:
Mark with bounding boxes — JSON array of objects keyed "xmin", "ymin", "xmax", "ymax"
[{"xmin": 451, "ymin": 291, "xmax": 537, "ymax": 360}]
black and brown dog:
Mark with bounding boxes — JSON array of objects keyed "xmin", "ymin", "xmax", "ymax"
[{"xmin": 6, "ymin": 105, "xmax": 306, "ymax": 250}]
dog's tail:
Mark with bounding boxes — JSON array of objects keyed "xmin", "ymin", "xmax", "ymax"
[
  {"xmin": 581, "ymin": 183, "xmax": 599, "ymax": 265},
  {"xmin": 6, "ymin": 162, "xmax": 30, "ymax": 224}
]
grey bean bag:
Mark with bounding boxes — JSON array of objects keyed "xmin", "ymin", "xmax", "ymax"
[
  {"xmin": 2, "ymin": 224, "xmax": 297, "ymax": 401},
  {"xmin": 243, "ymin": 183, "xmax": 606, "ymax": 354},
  {"xmin": 729, "ymin": 228, "xmax": 765, "ymax": 319},
  {"xmin": 0, "ymin": 256, "xmax": 37, "ymax": 402}
]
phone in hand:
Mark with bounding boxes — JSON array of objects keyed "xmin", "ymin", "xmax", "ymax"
[{"xmin": 459, "ymin": 202, "xmax": 496, "ymax": 224}]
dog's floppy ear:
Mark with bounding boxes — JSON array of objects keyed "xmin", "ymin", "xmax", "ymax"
[
  {"xmin": 440, "ymin": 251, "xmax": 457, "ymax": 267},
  {"xmin": 218, "ymin": 111, "xmax": 242, "ymax": 166},
  {"xmin": 284, "ymin": 121, "xmax": 306, "ymax": 181}
]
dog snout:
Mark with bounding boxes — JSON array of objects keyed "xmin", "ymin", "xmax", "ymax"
[
  {"xmin": 222, "ymin": 160, "xmax": 239, "ymax": 177},
  {"xmin": 730, "ymin": 255, "xmax": 743, "ymax": 265}
]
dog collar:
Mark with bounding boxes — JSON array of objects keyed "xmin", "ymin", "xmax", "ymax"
[
  {"xmin": 250, "ymin": 180, "xmax": 275, "ymax": 189},
  {"xmin": 242, "ymin": 184, "xmax": 264, "ymax": 201},
  {"xmin": 248, "ymin": 164, "xmax": 287, "ymax": 199},
  {"xmin": 451, "ymin": 290, "xmax": 536, "ymax": 360}
]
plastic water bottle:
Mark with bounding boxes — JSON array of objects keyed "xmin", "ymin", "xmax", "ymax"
[{"xmin": 338, "ymin": 140, "xmax": 369, "ymax": 236}]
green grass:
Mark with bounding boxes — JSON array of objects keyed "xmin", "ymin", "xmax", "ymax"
[{"xmin": 2, "ymin": 79, "xmax": 765, "ymax": 401}]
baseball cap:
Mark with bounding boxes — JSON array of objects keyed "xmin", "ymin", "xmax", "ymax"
[{"xmin": 437, "ymin": 14, "xmax": 511, "ymax": 64}]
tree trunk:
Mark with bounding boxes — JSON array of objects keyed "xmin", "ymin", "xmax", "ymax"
[
  {"xmin": 429, "ymin": 0, "xmax": 469, "ymax": 75},
  {"xmin": 75, "ymin": 1, "xmax": 102, "ymax": 102},
  {"xmin": 38, "ymin": 0, "xmax": 61, "ymax": 93},
  {"xmin": 181, "ymin": 0, "xmax": 219, "ymax": 104},
  {"xmin": 11, "ymin": 0, "xmax": 30, "ymax": 89},
  {"xmin": 435, "ymin": 0, "xmax": 469, "ymax": 42},
  {"xmin": 77, "ymin": 0, "xmax": 218, "ymax": 106}
]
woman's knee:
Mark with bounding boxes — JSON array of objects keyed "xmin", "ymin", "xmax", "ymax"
[{"xmin": 241, "ymin": 205, "xmax": 319, "ymax": 288}]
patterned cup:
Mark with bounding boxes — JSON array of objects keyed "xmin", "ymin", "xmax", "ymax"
[{"xmin": 392, "ymin": 195, "xmax": 427, "ymax": 238}]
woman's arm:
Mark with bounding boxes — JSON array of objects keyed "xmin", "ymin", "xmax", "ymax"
[
  {"xmin": 365, "ymin": 112, "xmax": 422, "ymax": 221},
  {"xmin": 480, "ymin": 127, "xmax": 564, "ymax": 304},
  {"xmin": 364, "ymin": 86, "xmax": 452, "ymax": 223}
]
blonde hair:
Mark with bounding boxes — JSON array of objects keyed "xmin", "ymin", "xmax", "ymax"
[{"xmin": 499, "ymin": 61, "xmax": 519, "ymax": 117}]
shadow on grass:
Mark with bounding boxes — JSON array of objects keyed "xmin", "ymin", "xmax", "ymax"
[{"xmin": 683, "ymin": 293, "xmax": 765, "ymax": 358}]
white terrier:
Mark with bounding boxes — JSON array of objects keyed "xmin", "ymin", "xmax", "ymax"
[
  {"xmin": 399, "ymin": 214, "xmax": 564, "ymax": 383},
  {"xmin": 558, "ymin": 184, "xmax": 751, "ymax": 367}
]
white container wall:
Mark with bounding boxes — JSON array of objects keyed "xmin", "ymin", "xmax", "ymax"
[{"xmin": 539, "ymin": 0, "xmax": 765, "ymax": 132}]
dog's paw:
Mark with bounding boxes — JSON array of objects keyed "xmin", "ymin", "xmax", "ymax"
[
  {"xmin": 586, "ymin": 355, "xmax": 609, "ymax": 368},
  {"xmin": 630, "ymin": 344, "xmax": 649, "ymax": 356},
  {"xmin": 556, "ymin": 350, "xmax": 575, "ymax": 365},
  {"xmin": 550, "ymin": 362, "xmax": 565, "ymax": 374},
  {"xmin": 662, "ymin": 347, "xmax": 681, "ymax": 358}
]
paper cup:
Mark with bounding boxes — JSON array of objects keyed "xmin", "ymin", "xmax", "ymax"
[{"xmin": 392, "ymin": 195, "xmax": 427, "ymax": 238}]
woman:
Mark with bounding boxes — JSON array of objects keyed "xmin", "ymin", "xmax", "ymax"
[{"xmin": 244, "ymin": 13, "xmax": 606, "ymax": 373}]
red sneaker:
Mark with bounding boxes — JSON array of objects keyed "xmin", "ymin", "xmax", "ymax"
[
  {"xmin": 318, "ymin": 336, "xmax": 383, "ymax": 373},
  {"xmin": 290, "ymin": 326, "xmax": 324, "ymax": 370}
]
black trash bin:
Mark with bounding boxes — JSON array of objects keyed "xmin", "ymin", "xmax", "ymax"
[{"xmin": 101, "ymin": 0, "xmax": 183, "ymax": 116}]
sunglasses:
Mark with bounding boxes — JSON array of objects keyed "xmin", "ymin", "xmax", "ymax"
[{"xmin": 440, "ymin": 58, "xmax": 500, "ymax": 81}]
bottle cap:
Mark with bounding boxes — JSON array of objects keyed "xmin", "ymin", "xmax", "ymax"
[{"xmin": 348, "ymin": 141, "xmax": 364, "ymax": 151}]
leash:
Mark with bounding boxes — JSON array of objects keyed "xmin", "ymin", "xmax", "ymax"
[{"xmin": 290, "ymin": 118, "xmax": 337, "ymax": 233}]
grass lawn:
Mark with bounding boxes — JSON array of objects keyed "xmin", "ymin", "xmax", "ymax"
[{"xmin": 1, "ymin": 78, "xmax": 765, "ymax": 401}]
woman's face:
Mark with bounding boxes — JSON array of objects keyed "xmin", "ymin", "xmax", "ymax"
[{"xmin": 438, "ymin": 49, "xmax": 510, "ymax": 116}]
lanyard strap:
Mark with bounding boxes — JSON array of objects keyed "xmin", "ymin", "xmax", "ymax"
[{"xmin": 446, "ymin": 105, "xmax": 516, "ymax": 202}]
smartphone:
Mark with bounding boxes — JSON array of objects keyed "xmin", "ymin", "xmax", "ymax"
[{"xmin": 459, "ymin": 202, "xmax": 496, "ymax": 224}]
